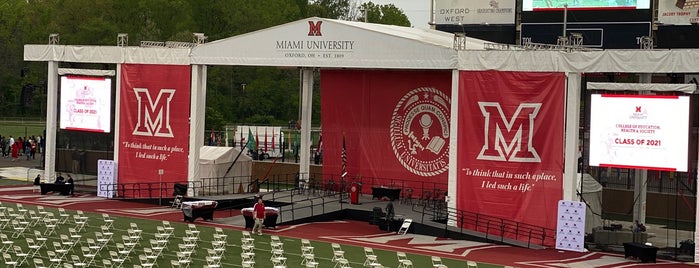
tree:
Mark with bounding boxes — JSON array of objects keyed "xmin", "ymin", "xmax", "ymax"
[
  {"xmin": 307, "ymin": 0, "xmax": 351, "ymax": 19},
  {"xmin": 357, "ymin": 2, "xmax": 411, "ymax": 27}
]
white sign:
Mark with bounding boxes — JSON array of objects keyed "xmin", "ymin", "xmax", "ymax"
[
  {"xmin": 434, "ymin": 0, "xmax": 516, "ymax": 25},
  {"xmin": 589, "ymin": 94, "xmax": 689, "ymax": 171},
  {"xmin": 555, "ymin": 200, "xmax": 586, "ymax": 252},
  {"xmin": 658, "ymin": 0, "xmax": 699, "ymax": 25},
  {"xmin": 97, "ymin": 159, "xmax": 117, "ymax": 198},
  {"xmin": 60, "ymin": 76, "xmax": 112, "ymax": 133}
]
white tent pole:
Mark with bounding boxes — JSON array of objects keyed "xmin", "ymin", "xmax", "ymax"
[
  {"xmin": 188, "ymin": 65, "xmax": 207, "ymax": 196},
  {"xmin": 43, "ymin": 60, "xmax": 58, "ymax": 183},
  {"xmin": 113, "ymin": 64, "xmax": 122, "ymax": 187},
  {"xmin": 563, "ymin": 72, "xmax": 581, "ymax": 201},
  {"xmin": 633, "ymin": 74, "xmax": 651, "ymax": 225},
  {"xmin": 299, "ymin": 68, "xmax": 314, "ymax": 188},
  {"xmin": 447, "ymin": 69, "xmax": 459, "ymax": 226}
]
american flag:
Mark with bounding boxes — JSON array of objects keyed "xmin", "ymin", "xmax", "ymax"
[{"xmin": 341, "ymin": 134, "xmax": 347, "ymax": 178}]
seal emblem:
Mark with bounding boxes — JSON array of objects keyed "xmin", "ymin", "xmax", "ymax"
[{"xmin": 390, "ymin": 87, "xmax": 450, "ymax": 177}]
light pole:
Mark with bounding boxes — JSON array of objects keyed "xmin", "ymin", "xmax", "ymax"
[{"xmin": 158, "ymin": 169, "xmax": 164, "ymax": 206}]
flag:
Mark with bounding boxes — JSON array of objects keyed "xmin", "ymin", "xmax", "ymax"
[
  {"xmin": 341, "ymin": 134, "xmax": 347, "ymax": 178},
  {"xmin": 255, "ymin": 127, "xmax": 260, "ymax": 151},
  {"xmin": 247, "ymin": 128, "xmax": 255, "ymax": 152},
  {"xmin": 264, "ymin": 128, "xmax": 268, "ymax": 153},
  {"xmin": 271, "ymin": 129, "xmax": 276, "ymax": 151},
  {"xmin": 317, "ymin": 133, "xmax": 323, "ymax": 154}
]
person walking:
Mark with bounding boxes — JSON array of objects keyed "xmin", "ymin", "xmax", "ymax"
[{"xmin": 252, "ymin": 197, "xmax": 266, "ymax": 235}]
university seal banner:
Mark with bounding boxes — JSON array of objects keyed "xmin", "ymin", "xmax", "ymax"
[
  {"xmin": 118, "ymin": 64, "xmax": 191, "ymax": 198},
  {"xmin": 457, "ymin": 71, "xmax": 564, "ymax": 242},
  {"xmin": 321, "ymin": 70, "xmax": 451, "ymax": 192}
]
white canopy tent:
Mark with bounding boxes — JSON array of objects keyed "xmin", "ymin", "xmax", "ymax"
[
  {"xmin": 198, "ymin": 146, "xmax": 252, "ymax": 195},
  {"xmin": 578, "ymin": 173, "xmax": 604, "ymax": 234}
]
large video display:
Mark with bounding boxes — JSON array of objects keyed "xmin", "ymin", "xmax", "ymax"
[
  {"xmin": 523, "ymin": 0, "xmax": 650, "ymax": 11},
  {"xmin": 589, "ymin": 94, "xmax": 689, "ymax": 171},
  {"xmin": 59, "ymin": 76, "xmax": 112, "ymax": 133}
]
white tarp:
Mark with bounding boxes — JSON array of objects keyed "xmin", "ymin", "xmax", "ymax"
[
  {"xmin": 587, "ymin": 82, "xmax": 697, "ymax": 93},
  {"xmin": 24, "ymin": 45, "xmax": 191, "ymax": 65},
  {"xmin": 458, "ymin": 49, "xmax": 699, "ymax": 73},
  {"xmin": 198, "ymin": 146, "xmax": 252, "ymax": 195},
  {"xmin": 191, "ymin": 17, "xmax": 485, "ymax": 69},
  {"xmin": 199, "ymin": 146, "xmax": 251, "ymax": 178},
  {"xmin": 578, "ymin": 173, "xmax": 604, "ymax": 234}
]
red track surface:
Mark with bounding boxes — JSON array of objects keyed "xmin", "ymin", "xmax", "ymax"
[{"xmin": 0, "ymin": 185, "xmax": 694, "ymax": 268}]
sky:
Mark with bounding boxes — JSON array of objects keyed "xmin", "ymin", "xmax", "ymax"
[{"xmin": 359, "ymin": 0, "xmax": 432, "ymax": 29}]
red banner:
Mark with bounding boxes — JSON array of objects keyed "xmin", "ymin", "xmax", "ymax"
[
  {"xmin": 321, "ymin": 70, "xmax": 451, "ymax": 193},
  {"xmin": 457, "ymin": 71, "xmax": 564, "ymax": 242},
  {"xmin": 118, "ymin": 64, "xmax": 191, "ymax": 198}
]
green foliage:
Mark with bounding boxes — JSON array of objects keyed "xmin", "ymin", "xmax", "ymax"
[
  {"xmin": 0, "ymin": 0, "xmax": 408, "ymax": 126},
  {"xmin": 359, "ymin": 2, "xmax": 411, "ymax": 26}
]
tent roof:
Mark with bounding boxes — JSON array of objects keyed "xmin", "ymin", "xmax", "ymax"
[
  {"xmin": 199, "ymin": 146, "xmax": 250, "ymax": 164},
  {"xmin": 457, "ymin": 49, "xmax": 699, "ymax": 73},
  {"xmin": 191, "ymin": 17, "xmax": 486, "ymax": 69}
]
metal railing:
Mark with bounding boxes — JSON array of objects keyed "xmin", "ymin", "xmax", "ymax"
[{"xmin": 413, "ymin": 201, "xmax": 556, "ymax": 248}]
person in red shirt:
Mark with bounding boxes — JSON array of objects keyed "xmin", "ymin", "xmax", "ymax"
[{"xmin": 252, "ymin": 197, "xmax": 266, "ymax": 235}]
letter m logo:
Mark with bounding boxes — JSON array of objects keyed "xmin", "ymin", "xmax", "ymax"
[
  {"xmin": 132, "ymin": 88, "xmax": 175, "ymax": 137},
  {"xmin": 477, "ymin": 102, "xmax": 541, "ymax": 162},
  {"xmin": 308, "ymin": 21, "xmax": 322, "ymax": 36}
]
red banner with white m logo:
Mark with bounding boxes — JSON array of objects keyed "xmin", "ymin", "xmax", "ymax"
[
  {"xmin": 119, "ymin": 64, "xmax": 191, "ymax": 198},
  {"xmin": 457, "ymin": 71, "xmax": 564, "ymax": 244}
]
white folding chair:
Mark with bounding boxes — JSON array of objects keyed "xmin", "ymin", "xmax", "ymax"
[
  {"xmin": 2, "ymin": 252, "xmax": 18, "ymax": 268},
  {"xmin": 161, "ymin": 221, "xmax": 175, "ymax": 236},
  {"xmin": 33, "ymin": 258, "xmax": 49, "ymax": 268},
  {"xmin": 25, "ymin": 237, "xmax": 42, "ymax": 258},
  {"xmin": 431, "ymin": 256, "xmax": 448, "ymax": 268},
  {"xmin": 101, "ymin": 214, "xmax": 114, "ymax": 229},
  {"xmin": 70, "ymin": 255, "xmax": 87, "ymax": 268},
  {"xmin": 363, "ymin": 247, "xmax": 380, "ymax": 267},
  {"xmin": 109, "ymin": 251, "xmax": 125, "ymax": 268},
  {"xmin": 57, "ymin": 208, "xmax": 71, "ymax": 224},
  {"xmin": 47, "ymin": 250, "xmax": 63, "ymax": 267},
  {"xmin": 467, "ymin": 260, "xmax": 479, "ymax": 268},
  {"xmin": 397, "ymin": 219, "xmax": 412, "ymax": 235},
  {"xmin": 397, "ymin": 252, "xmax": 414, "ymax": 268},
  {"xmin": 11, "ymin": 245, "xmax": 28, "ymax": 266},
  {"xmin": 0, "ymin": 234, "xmax": 13, "ymax": 253}
]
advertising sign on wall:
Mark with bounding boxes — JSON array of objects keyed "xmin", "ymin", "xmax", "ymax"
[
  {"xmin": 434, "ymin": 0, "xmax": 515, "ymax": 25},
  {"xmin": 658, "ymin": 0, "xmax": 699, "ymax": 25},
  {"xmin": 457, "ymin": 71, "xmax": 565, "ymax": 245},
  {"xmin": 589, "ymin": 94, "xmax": 689, "ymax": 171},
  {"xmin": 118, "ymin": 64, "xmax": 191, "ymax": 198}
]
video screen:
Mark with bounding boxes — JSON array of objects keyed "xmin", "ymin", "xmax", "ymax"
[
  {"xmin": 60, "ymin": 76, "xmax": 112, "ymax": 133},
  {"xmin": 523, "ymin": 0, "xmax": 650, "ymax": 11},
  {"xmin": 589, "ymin": 94, "xmax": 689, "ymax": 172}
]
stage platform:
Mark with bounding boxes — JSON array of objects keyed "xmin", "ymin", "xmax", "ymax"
[{"xmin": 206, "ymin": 189, "xmax": 546, "ymax": 249}]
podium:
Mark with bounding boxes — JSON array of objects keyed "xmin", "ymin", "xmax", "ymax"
[
  {"xmin": 623, "ymin": 242, "xmax": 658, "ymax": 263},
  {"xmin": 241, "ymin": 207, "xmax": 280, "ymax": 229},
  {"xmin": 181, "ymin": 201, "xmax": 217, "ymax": 222}
]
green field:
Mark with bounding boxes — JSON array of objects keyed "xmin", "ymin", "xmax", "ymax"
[
  {"xmin": 0, "ymin": 120, "xmax": 45, "ymax": 139},
  {"xmin": 0, "ymin": 202, "xmax": 505, "ymax": 268}
]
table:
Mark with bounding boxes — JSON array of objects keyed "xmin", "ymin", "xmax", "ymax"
[
  {"xmin": 40, "ymin": 183, "xmax": 72, "ymax": 195},
  {"xmin": 181, "ymin": 201, "xmax": 218, "ymax": 222},
  {"xmin": 623, "ymin": 242, "xmax": 658, "ymax": 263},
  {"xmin": 241, "ymin": 207, "xmax": 279, "ymax": 229},
  {"xmin": 372, "ymin": 187, "xmax": 401, "ymax": 201}
]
